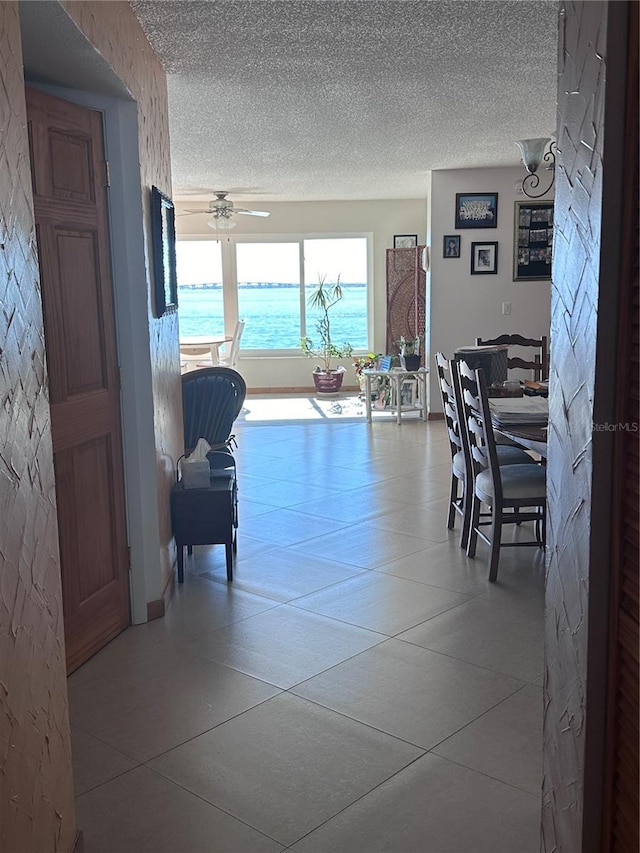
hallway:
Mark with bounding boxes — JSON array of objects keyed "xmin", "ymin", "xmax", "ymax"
[{"xmin": 69, "ymin": 415, "xmax": 544, "ymax": 852}]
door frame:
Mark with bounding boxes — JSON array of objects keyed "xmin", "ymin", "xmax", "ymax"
[{"xmin": 30, "ymin": 83, "xmax": 162, "ymax": 623}]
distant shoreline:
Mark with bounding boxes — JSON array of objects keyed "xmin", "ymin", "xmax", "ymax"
[{"xmin": 178, "ymin": 282, "xmax": 366, "ymax": 290}]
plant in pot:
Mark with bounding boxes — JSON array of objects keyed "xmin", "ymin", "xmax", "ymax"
[
  {"xmin": 396, "ymin": 335, "xmax": 422, "ymax": 371},
  {"xmin": 300, "ymin": 275, "xmax": 353, "ymax": 395},
  {"xmin": 353, "ymin": 353, "xmax": 379, "ymax": 393}
]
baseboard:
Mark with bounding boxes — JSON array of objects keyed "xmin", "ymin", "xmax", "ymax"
[
  {"xmin": 72, "ymin": 831, "xmax": 84, "ymax": 853},
  {"xmin": 246, "ymin": 386, "xmax": 359, "ymax": 394},
  {"xmin": 146, "ymin": 597, "xmax": 165, "ymax": 621},
  {"xmin": 428, "ymin": 412, "xmax": 445, "ymax": 420}
]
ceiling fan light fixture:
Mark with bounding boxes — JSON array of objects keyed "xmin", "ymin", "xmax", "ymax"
[{"xmin": 207, "ymin": 214, "xmax": 236, "ymax": 230}]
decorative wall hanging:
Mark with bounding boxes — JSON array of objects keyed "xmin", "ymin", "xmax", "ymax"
[
  {"xmin": 471, "ymin": 241, "xmax": 498, "ymax": 275},
  {"xmin": 513, "ymin": 201, "xmax": 554, "ymax": 281},
  {"xmin": 150, "ymin": 185, "xmax": 178, "ymax": 317},
  {"xmin": 455, "ymin": 193, "xmax": 498, "ymax": 229},
  {"xmin": 386, "ymin": 247, "xmax": 426, "ymax": 365}
]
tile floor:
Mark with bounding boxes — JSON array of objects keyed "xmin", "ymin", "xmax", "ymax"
[{"xmin": 69, "ymin": 407, "xmax": 545, "ymax": 852}]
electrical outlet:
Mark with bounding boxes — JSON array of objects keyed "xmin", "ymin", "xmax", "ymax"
[{"xmin": 502, "ymin": 301, "xmax": 511, "ymax": 316}]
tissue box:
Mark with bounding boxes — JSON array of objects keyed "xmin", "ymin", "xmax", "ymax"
[{"xmin": 181, "ymin": 459, "xmax": 211, "ymax": 489}]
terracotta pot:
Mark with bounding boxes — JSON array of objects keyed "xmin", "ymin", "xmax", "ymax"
[{"xmin": 312, "ymin": 370, "xmax": 345, "ymax": 395}]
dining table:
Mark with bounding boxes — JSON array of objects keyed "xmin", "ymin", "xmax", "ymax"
[
  {"xmin": 179, "ymin": 334, "xmax": 232, "ymax": 365},
  {"xmin": 493, "ymin": 424, "xmax": 548, "ymax": 458},
  {"xmin": 489, "ymin": 396, "xmax": 549, "ymax": 458}
]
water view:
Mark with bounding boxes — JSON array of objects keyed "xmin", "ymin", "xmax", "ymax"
[{"xmin": 178, "ymin": 283, "xmax": 368, "ymax": 350}]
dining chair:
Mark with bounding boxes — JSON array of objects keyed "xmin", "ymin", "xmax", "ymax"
[
  {"xmin": 474, "ymin": 333, "xmax": 548, "ymax": 380},
  {"xmin": 434, "ymin": 352, "xmax": 466, "ymax": 533},
  {"xmin": 458, "ymin": 359, "xmax": 546, "ymax": 581},
  {"xmin": 180, "ymin": 344, "xmax": 219, "ymax": 373},
  {"xmin": 451, "ymin": 357, "xmax": 537, "ymax": 549},
  {"xmin": 217, "ymin": 319, "xmax": 246, "ymax": 370}
]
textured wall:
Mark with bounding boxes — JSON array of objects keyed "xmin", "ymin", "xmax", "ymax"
[
  {"xmin": 0, "ymin": 4, "xmax": 76, "ymax": 851},
  {"xmin": 60, "ymin": 0, "xmax": 182, "ymax": 592},
  {"xmin": 542, "ymin": 2, "xmax": 606, "ymax": 849},
  {"xmin": 1, "ymin": 2, "xmax": 180, "ymax": 849}
]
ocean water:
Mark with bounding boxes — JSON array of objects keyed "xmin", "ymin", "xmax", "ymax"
[{"xmin": 178, "ymin": 284, "xmax": 368, "ymax": 350}]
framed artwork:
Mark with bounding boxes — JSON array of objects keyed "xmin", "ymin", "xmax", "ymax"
[
  {"xmin": 471, "ymin": 241, "xmax": 498, "ymax": 275},
  {"xmin": 443, "ymin": 235, "xmax": 460, "ymax": 258},
  {"xmin": 393, "ymin": 234, "xmax": 418, "ymax": 249},
  {"xmin": 150, "ymin": 185, "xmax": 178, "ymax": 317},
  {"xmin": 513, "ymin": 201, "xmax": 554, "ymax": 281},
  {"xmin": 399, "ymin": 379, "xmax": 417, "ymax": 409},
  {"xmin": 455, "ymin": 192, "xmax": 498, "ymax": 229}
]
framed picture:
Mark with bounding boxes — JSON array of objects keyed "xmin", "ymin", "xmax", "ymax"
[
  {"xmin": 393, "ymin": 234, "xmax": 418, "ymax": 249},
  {"xmin": 374, "ymin": 386, "xmax": 388, "ymax": 409},
  {"xmin": 455, "ymin": 192, "xmax": 498, "ymax": 229},
  {"xmin": 513, "ymin": 201, "xmax": 554, "ymax": 281},
  {"xmin": 399, "ymin": 379, "xmax": 417, "ymax": 409},
  {"xmin": 471, "ymin": 241, "xmax": 498, "ymax": 275},
  {"xmin": 443, "ymin": 235, "xmax": 460, "ymax": 258},
  {"xmin": 150, "ymin": 185, "xmax": 178, "ymax": 317}
]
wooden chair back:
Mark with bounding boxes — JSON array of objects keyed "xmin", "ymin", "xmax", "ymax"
[
  {"xmin": 474, "ymin": 334, "xmax": 548, "ymax": 380},
  {"xmin": 458, "ymin": 360, "xmax": 503, "ymax": 504},
  {"xmin": 434, "ymin": 352, "xmax": 463, "ymax": 463}
]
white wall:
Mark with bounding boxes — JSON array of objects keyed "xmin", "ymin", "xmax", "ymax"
[
  {"xmin": 427, "ymin": 167, "xmax": 552, "ymax": 412},
  {"xmin": 176, "ymin": 198, "xmax": 428, "ymax": 389}
]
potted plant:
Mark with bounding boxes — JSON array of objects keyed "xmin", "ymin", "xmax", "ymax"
[
  {"xmin": 396, "ymin": 335, "xmax": 422, "ymax": 371},
  {"xmin": 301, "ymin": 275, "xmax": 353, "ymax": 395},
  {"xmin": 353, "ymin": 353, "xmax": 379, "ymax": 394}
]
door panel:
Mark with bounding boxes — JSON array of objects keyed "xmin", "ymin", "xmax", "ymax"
[{"xmin": 26, "ymin": 87, "xmax": 130, "ymax": 673}]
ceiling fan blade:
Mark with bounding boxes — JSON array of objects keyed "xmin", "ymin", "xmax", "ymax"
[{"xmin": 234, "ymin": 208, "xmax": 270, "ymax": 217}]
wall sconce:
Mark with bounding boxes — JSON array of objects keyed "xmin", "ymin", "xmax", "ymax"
[{"xmin": 516, "ymin": 137, "xmax": 556, "ymax": 198}]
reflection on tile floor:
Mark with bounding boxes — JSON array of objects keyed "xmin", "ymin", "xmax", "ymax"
[{"xmin": 70, "ymin": 410, "xmax": 544, "ymax": 852}]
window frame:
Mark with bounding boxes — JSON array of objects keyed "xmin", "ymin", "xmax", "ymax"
[{"xmin": 225, "ymin": 232, "xmax": 373, "ymax": 356}]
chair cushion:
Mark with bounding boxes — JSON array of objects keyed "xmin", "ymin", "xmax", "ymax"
[
  {"xmin": 495, "ymin": 445, "xmax": 536, "ymax": 465},
  {"xmin": 475, "ymin": 464, "xmax": 546, "ymax": 504},
  {"xmin": 452, "ymin": 450, "xmax": 466, "ymax": 478}
]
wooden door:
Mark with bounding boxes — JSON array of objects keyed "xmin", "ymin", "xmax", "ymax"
[{"xmin": 26, "ymin": 87, "xmax": 130, "ymax": 673}]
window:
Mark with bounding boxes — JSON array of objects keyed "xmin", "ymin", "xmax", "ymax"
[
  {"xmin": 236, "ymin": 242, "xmax": 302, "ymax": 349},
  {"xmin": 175, "ymin": 240, "xmax": 223, "ymax": 335},
  {"xmin": 303, "ymin": 238, "xmax": 368, "ymax": 351},
  {"xmin": 177, "ymin": 235, "xmax": 369, "ymax": 350}
]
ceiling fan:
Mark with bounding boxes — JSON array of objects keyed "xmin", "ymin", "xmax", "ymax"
[{"xmin": 183, "ymin": 191, "xmax": 270, "ymax": 230}]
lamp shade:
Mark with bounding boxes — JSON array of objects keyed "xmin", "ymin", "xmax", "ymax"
[
  {"xmin": 516, "ymin": 138, "xmax": 550, "ymax": 174},
  {"xmin": 207, "ymin": 214, "xmax": 236, "ymax": 231}
]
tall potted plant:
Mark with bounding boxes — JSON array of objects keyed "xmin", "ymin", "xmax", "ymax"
[{"xmin": 301, "ymin": 275, "xmax": 353, "ymax": 395}]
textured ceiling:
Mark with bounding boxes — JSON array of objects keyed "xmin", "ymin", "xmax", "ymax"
[{"xmin": 130, "ymin": 0, "xmax": 559, "ymax": 202}]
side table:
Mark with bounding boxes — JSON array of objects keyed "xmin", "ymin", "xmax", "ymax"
[
  {"xmin": 362, "ymin": 367, "xmax": 429, "ymax": 424},
  {"xmin": 170, "ymin": 471, "xmax": 237, "ymax": 582}
]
